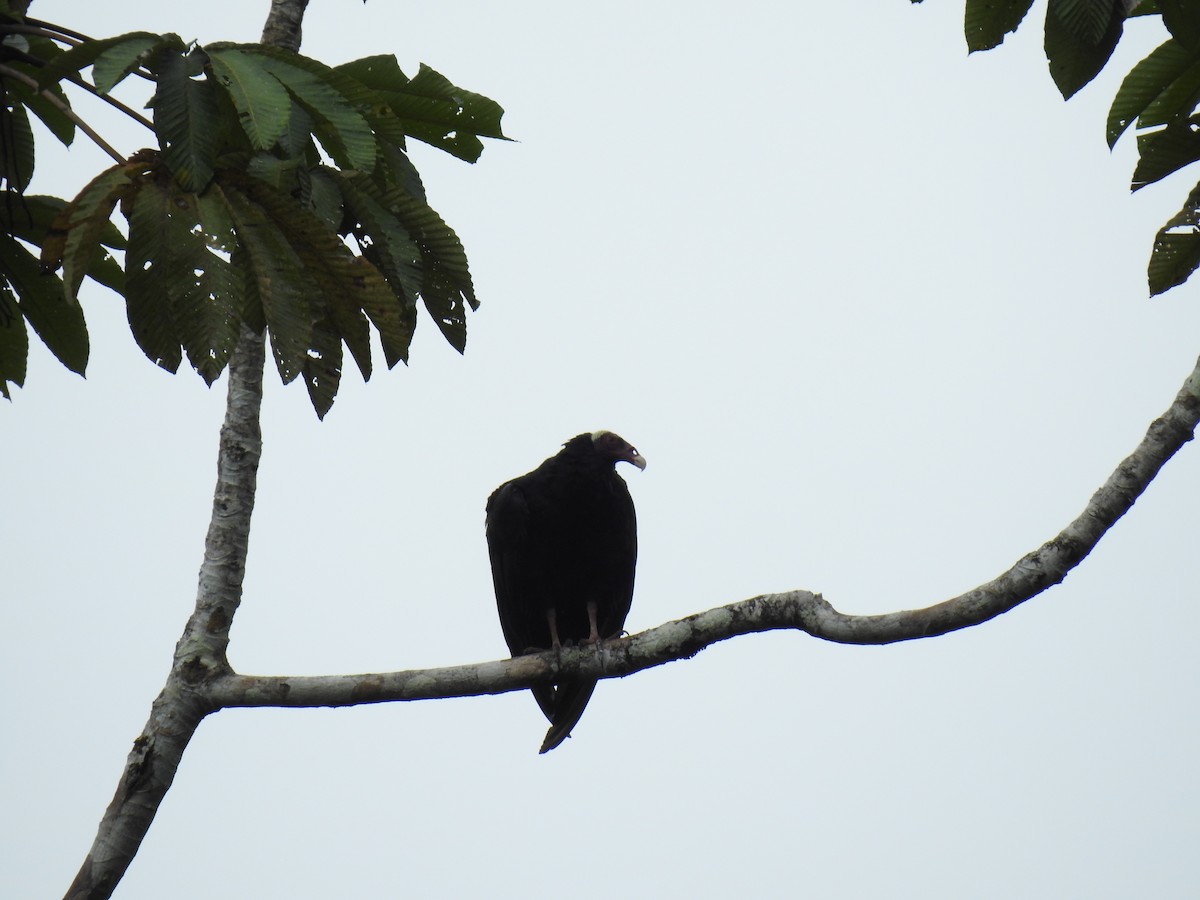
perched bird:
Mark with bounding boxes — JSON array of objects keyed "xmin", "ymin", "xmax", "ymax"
[{"xmin": 485, "ymin": 430, "xmax": 645, "ymax": 753}]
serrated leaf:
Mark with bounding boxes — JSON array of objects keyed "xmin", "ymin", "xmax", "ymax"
[
  {"xmin": 124, "ymin": 179, "xmax": 184, "ymax": 372},
  {"xmin": 36, "ymin": 31, "xmax": 164, "ymax": 90},
  {"xmin": 302, "ymin": 316, "xmax": 343, "ymax": 418},
  {"xmin": 1045, "ymin": 0, "xmax": 1124, "ymax": 99},
  {"xmin": 43, "ymin": 164, "xmax": 133, "ymax": 302},
  {"xmin": 358, "ymin": 266, "xmax": 416, "ymax": 368},
  {"xmin": 0, "ymin": 283, "xmax": 29, "ymax": 397},
  {"xmin": 0, "ymin": 233, "xmax": 88, "ymax": 373},
  {"xmin": 218, "ymin": 181, "xmax": 312, "ymax": 384},
  {"xmin": 250, "ymin": 51, "xmax": 376, "ymax": 171},
  {"xmin": 421, "ymin": 267, "xmax": 467, "ymax": 353},
  {"xmin": 1133, "ymin": 118, "xmax": 1200, "ymax": 189},
  {"xmin": 334, "ymin": 170, "xmax": 423, "ymax": 301},
  {"xmin": 0, "ymin": 101, "xmax": 35, "ymax": 191},
  {"xmin": 230, "ymin": 171, "xmax": 400, "ymax": 386},
  {"xmin": 965, "ymin": 0, "xmax": 1037, "ymax": 52},
  {"xmin": 208, "ymin": 48, "xmax": 292, "ymax": 150},
  {"xmin": 1148, "ymin": 181, "xmax": 1200, "ymax": 294},
  {"xmin": 1107, "ymin": 39, "xmax": 1200, "ymax": 147},
  {"xmin": 92, "ymin": 35, "xmax": 159, "ymax": 94},
  {"xmin": 152, "ymin": 47, "xmax": 219, "ymax": 191},
  {"xmin": 123, "ymin": 176, "xmax": 245, "ymax": 381}
]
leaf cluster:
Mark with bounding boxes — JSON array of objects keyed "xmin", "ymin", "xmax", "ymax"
[
  {"xmin": 0, "ymin": 7, "xmax": 506, "ymax": 414},
  {"xmin": 913, "ymin": 0, "xmax": 1200, "ymax": 296}
]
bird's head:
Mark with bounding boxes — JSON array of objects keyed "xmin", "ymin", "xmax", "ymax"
[{"xmin": 591, "ymin": 430, "xmax": 646, "ymax": 470}]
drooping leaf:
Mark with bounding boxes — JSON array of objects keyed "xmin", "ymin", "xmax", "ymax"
[
  {"xmin": 6, "ymin": 76, "xmax": 75, "ymax": 147},
  {"xmin": 124, "ymin": 178, "xmax": 184, "ymax": 372},
  {"xmin": 217, "ymin": 181, "xmax": 313, "ymax": 384},
  {"xmin": 232, "ymin": 171, "xmax": 401, "ymax": 380},
  {"xmin": 357, "ymin": 261, "xmax": 417, "ymax": 368},
  {"xmin": 152, "ymin": 46, "xmax": 219, "ymax": 191},
  {"xmin": 1160, "ymin": 0, "xmax": 1200, "ymax": 51},
  {"xmin": 334, "ymin": 170, "xmax": 423, "ymax": 302},
  {"xmin": 1045, "ymin": 0, "xmax": 1125, "ymax": 99},
  {"xmin": 421, "ymin": 266, "xmax": 468, "ymax": 353},
  {"xmin": 965, "ymin": 0, "xmax": 1037, "ymax": 52},
  {"xmin": 0, "ymin": 100, "xmax": 35, "ymax": 192},
  {"xmin": 1133, "ymin": 117, "xmax": 1200, "ymax": 190},
  {"xmin": 124, "ymin": 178, "xmax": 242, "ymax": 382},
  {"xmin": 1148, "ymin": 181, "xmax": 1200, "ymax": 294},
  {"xmin": 0, "ymin": 233, "xmax": 88, "ymax": 374},
  {"xmin": 1107, "ymin": 39, "xmax": 1200, "ymax": 147},
  {"xmin": 36, "ymin": 31, "xmax": 166, "ymax": 90},
  {"xmin": 91, "ymin": 35, "xmax": 159, "ymax": 94},
  {"xmin": 302, "ymin": 315, "xmax": 343, "ymax": 418},
  {"xmin": 0, "ymin": 281, "xmax": 29, "ymax": 397},
  {"xmin": 42, "ymin": 164, "xmax": 134, "ymax": 302},
  {"xmin": 207, "ymin": 48, "xmax": 292, "ymax": 150},
  {"xmin": 3, "ymin": 194, "xmax": 124, "ymax": 295}
]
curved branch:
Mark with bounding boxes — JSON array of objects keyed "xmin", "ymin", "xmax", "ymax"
[{"xmin": 210, "ymin": 354, "xmax": 1200, "ymax": 710}]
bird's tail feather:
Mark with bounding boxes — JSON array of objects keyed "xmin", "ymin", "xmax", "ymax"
[{"xmin": 538, "ymin": 679, "xmax": 598, "ymax": 753}]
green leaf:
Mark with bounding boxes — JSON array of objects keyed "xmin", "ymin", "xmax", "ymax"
[
  {"xmin": 2, "ymin": 194, "xmax": 124, "ymax": 296},
  {"xmin": 0, "ymin": 233, "xmax": 88, "ymax": 374},
  {"xmin": 303, "ymin": 316, "xmax": 343, "ymax": 418},
  {"xmin": 92, "ymin": 35, "xmax": 159, "ymax": 94},
  {"xmin": 965, "ymin": 0, "xmax": 1037, "ymax": 52},
  {"xmin": 358, "ymin": 265, "xmax": 416, "ymax": 368},
  {"xmin": 0, "ymin": 101, "xmax": 35, "ymax": 192},
  {"xmin": 248, "ymin": 50, "xmax": 376, "ymax": 171},
  {"xmin": 334, "ymin": 171, "xmax": 423, "ymax": 301},
  {"xmin": 1107, "ymin": 39, "xmax": 1200, "ymax": 147},
  {"xmin": 1161, "ymin": 0, "xmax": 1200, "ymax": 51},
  {"xmin": 124, "ymin": 180, "xmax": 184, "ymax": 373},
  {"xmin": 1045, "ymin": 0, "xmax": 1124, "ymax": 99},
  {"xmin": 1051, "ymin": 0, "xmax": 1114, "ymax": 44},
  {"xmin": 421, "ymin": 266, "xmax": 468, "ymax": 353},
  {"xmin": 232, "ymin": 171, "xmax": 400, "ymax": 383},
  {"xmin": 218, "ymin": 181, "xmax": 313, "ymax": 384},
  {"xmin": 43, "ymin": 164, "xmax": 133, "ymax": 302},
  {"xmin": 0, "ymin": 283, "xmax": 29, "ymax": 398},
  {"xmin": 208, "ymin": 48, "xmax": 292, "ymax": 150},
  {"xmin": 1149, "ymin": 181, "xmax": 1200, "ymax": 294},
  {"xmin": 5, "ymin": 76, "xmax": 75, "ymax": 147},
  {"xmin": 1133, "ymin": 118, "xmax": 1200, "ymax": 190},
  {"xmin": 3, "ymin": 194, "xmax": 125, "ymax": 250},
  {"xmin": 36, "ymin": 31, "xmax": 166, "ymax": 90},
  {"xmin": 152, "ymin": 47, "xmax": 219, "ymax": 191},
  {"xmin": 382, "ymin": 64, "xmax": 508, "ymax": 162}
]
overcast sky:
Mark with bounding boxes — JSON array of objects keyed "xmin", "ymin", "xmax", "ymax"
[{"xmin": 6, "ymin": 2, "xmax": 1200, "ymax": 898}]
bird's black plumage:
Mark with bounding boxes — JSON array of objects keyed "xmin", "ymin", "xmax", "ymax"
[{"xmin": 485, "ymin": 431, "xmax": 644, "ymax": 753}]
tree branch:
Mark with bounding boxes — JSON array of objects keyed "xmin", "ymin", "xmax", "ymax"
[{"xmin": 209, "ymin": 354, "xmax": 1200, "ymax": 710}]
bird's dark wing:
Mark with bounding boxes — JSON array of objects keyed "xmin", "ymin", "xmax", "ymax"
[{"xmin": 485, "ymin": 479, "xmax": 556, "ymax": 720}]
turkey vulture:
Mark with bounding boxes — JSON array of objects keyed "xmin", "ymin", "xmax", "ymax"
[{"xmin": 486, "ymin": 430, "xmax": 645, "ymax": 753}]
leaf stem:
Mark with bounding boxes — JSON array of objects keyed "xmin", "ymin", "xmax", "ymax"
[{"xmin": 0, "ymin": 64, "xmax": 125, "ymax": 164}]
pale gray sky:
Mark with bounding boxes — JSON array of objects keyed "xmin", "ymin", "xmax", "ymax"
[{"xmin": 6, "ymin": 2, "xmax": 1199, "ymax": 898}]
